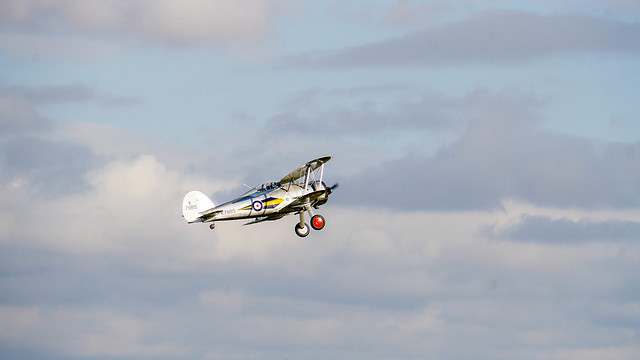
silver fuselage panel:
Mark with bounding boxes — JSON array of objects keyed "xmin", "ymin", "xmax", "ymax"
[{"xmin": 204, "ymin": 182, "xmax": 327, "ymax": 222}]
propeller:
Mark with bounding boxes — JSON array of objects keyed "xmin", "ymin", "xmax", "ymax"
[
  {"xmin": 324, "ymin": 182, "xmax": 339, "ymax": 195},
  {"xmin": 313, "ymin": 182, "xmax": 339, "ymax": 209}
]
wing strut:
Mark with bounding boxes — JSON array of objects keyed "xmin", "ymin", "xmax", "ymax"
[
  {"xmin": 303, "ymin": 165, "xmax": 312, "ymax": 192},
  {"xmin": 319, "ymin": 162, "xmax": 325, "ymax": 184}
]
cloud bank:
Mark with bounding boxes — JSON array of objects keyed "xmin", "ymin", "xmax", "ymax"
[
  {"xmin": 291, "ymin": 10, "xmax": 640, "ymax": 67},
  {"xmin": 0, "ymin": 0, "xmax": 275, "ymax": 54}
]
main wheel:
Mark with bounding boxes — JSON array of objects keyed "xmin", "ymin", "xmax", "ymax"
[
  {"xmin": 295, "ymin": 223, "xmax": 310, "ymax": 237},
  {"xmin": 310, "ymin": 214, "xmax": 325, "ymax": 230},
  {"xmin": 209, "ymin": 223, "xmax": 216, "ymax": 230}
]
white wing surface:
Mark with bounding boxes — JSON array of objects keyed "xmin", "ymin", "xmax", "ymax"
[{"xmin": 279, "ymin": 156, "xmax": 331, "ymax": 184}]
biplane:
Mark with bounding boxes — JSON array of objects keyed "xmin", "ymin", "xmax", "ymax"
[{"xmin": 182, "ymin": 156, "xmax": 338, "ymax": 237}]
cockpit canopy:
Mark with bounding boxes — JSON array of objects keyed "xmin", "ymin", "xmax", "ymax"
[{"xmin": 259, "ymin": 182, "xmax": 280, "ymax": 192}]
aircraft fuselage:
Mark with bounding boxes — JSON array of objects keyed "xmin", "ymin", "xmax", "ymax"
[{"xmin": 207, "ymin": 182, "xmax": 327, "ymax": 222}]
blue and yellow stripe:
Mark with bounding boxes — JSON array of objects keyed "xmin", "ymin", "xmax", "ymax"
[{"xmin": 240, "ymin": 197, "xmax": 284, "ymax": 211}]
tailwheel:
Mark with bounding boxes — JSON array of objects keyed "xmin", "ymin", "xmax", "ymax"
[
  {"xmin": 310, "ymin": 214, "xmax": 325, "ymax": 230},
  {"xmin": 295, "ymin": 223, "xmax": 310, "ymax": 237},
  {"xmin": 209, "ymin": 223, "xmax": 216, "ymax": 230}
]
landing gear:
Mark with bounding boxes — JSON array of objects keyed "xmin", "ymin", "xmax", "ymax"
[
  {"xmin": 294, "ymin": 205, "xmax": 325, "ymax": 237},
  {"xmin": 295, "ymin": 223, "xmax": 310, "ymax": 237},
  {"xmin": 209, "ymin": 223, "xmax": 216, "ymax": 230},
  {"xmin": 310, "ymin": 214, "xmax": 325, "ymax": 230}
]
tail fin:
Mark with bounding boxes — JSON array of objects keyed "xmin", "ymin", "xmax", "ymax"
[{"xmin": 182, "ymin": 191, "xmax": 215, "ymax": 223}]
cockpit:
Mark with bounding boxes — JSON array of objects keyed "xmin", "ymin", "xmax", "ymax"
[{"xmin": 259, "ymin": 182, "xmax": 280, "ymax": 192}]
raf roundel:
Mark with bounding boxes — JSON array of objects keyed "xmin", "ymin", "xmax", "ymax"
[{"xmin": 252, "ymin": 201, "xmax": 263, "ymax": 212}]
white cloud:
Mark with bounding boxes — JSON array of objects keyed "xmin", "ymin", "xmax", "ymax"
[
  {"xmin": 136, "ymin": 0, "xmax": 271, "ymax": 45},
  {"xmin": 0, "ymin": 306, "xmax": 186, "ymax": 357},
  {"xmin": 0, "ymin": 0, "xmax": 277, "ymax": 59},
  {"xmin": 3, "ymin": 145, "xmax": 640, "ymax": 358}
]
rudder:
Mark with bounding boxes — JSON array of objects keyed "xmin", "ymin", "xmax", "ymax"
[{"xmin": 182, "ymin": 191, "xmax": 215, "ymax": 223}]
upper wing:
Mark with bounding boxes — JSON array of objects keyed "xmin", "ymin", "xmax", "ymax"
[{"xmin": 279, "ymin": 156, "xmax": 332, "ymax": 184}]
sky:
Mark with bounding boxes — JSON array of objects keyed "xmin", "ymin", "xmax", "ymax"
[{"xmin": 1, "ymin": 0, "xmax": 640, "ymax": 359}]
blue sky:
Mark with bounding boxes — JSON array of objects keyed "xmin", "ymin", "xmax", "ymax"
[{"xmin": 1, "ymin": 1, "xmax": 640, "ymax": 359}]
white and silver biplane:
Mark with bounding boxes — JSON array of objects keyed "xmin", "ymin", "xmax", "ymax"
[{"xmin": 182, "ymin": 156, "xmax": 338, "ymax": 237}]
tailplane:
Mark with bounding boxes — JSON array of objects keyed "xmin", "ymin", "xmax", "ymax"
[{"xmin": 182, "ymin": 191, "xmax": 215, "ymax": 223}]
